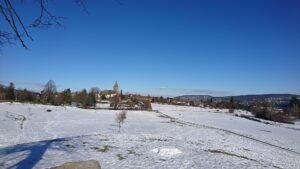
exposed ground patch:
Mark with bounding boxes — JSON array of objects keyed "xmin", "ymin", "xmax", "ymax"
[
  {"xmin": 116, "ymin": 154, "xmax": 126, "ymax": 160},
  {"xmin": 94, "ymin": 145, "xmax": 115, "ymax": 152}
]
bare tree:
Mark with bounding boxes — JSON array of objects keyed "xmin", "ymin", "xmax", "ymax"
[
  {"xmin": 42, "ymin": 80, "xmax": 57, "ymax": 104},
  {"xmin": 115, "ymin": 110, "xmax": 127, "ymax": 132},
  {"xmin": 0, "ymin": 0, "xmax": 86, "ymax": 49}
]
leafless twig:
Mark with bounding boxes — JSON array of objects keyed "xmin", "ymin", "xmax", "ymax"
[{"xmin": 0, "ymin": 0, "xmax": 86, "ymax": 49}]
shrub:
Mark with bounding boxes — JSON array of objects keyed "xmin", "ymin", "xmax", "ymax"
[
  {"xmin": 271, "ymin": 112, "xmax": 293, "ymax": 124},
  {"xmin": 143, "ymin": 100, "xmax": 152, "ymax": 110},
  {"xmin": 111, "ymin": 95, "xmax": 120, "ymax": 109},
  {"xmin": 252, "ymin": 106, "xmax": 293, "ymax": 124},
  {"xmin": 101, "ymin": 94, "xmax": 107, "ymax": 100},
  {"xmin": 254, "ymin": 108, "xmax": 271, "ymax": 120}
]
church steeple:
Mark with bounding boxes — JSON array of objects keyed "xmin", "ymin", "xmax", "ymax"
[{"xmin": 113, "ymin": 81, "xmax": 119, "ymax": 94}]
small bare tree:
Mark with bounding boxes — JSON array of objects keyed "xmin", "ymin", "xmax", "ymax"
[{"xmin": 115, "ymin": 110, "xmax": 127, "ymax": 132}]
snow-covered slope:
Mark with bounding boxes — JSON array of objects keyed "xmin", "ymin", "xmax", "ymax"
[
  {"xmin": 0, "ymin": 102, "xmax": 300, "ymax": 169},
  {"xmin": 153, "ymin": 104, "xmax": 300, "ymax": 153}
]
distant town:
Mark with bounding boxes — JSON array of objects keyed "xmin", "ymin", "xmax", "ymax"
[{"xmin": 1, "ymin": 80, "xmax": 299, "ymax": 124}]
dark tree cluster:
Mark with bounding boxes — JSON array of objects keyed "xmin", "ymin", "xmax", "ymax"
[
  {"xmin": 73, "ymin": 87, "xmax": 98, "ymax": 108},
  {"xmin": 17, "ymin": 88, "xmax": 35, "ymax": 102},
  {"xmin": 40, "ymin": 80, "xmax": 98, "ymax": 107},
  {"xmin": 238, "ymin": 102, "xmax": 293, "ymax": 124},
  {"xmin": 0, "ymin": 82, "xmax": 39, "ymax": 103},
  {"xmin": 55, "ymin": 88, "xmax": 72, "ymax": 105},
  {"xmin": 5, "ymin": 82, "xmax": 15, "ymax": 101},
  {"xmin": 152, "ymin": 96, "xmax": 166, "ymax": 103},
  {"xmin": 202, "ymin": 97, "xmax": 238, "ymax": 111},
  {"xmin": 289, "ymin": 97, "xmax": 300, "ymax": 118},
  {"xmin": 0, "ymin": 80, "xmax": 107, "ymax": 109}
]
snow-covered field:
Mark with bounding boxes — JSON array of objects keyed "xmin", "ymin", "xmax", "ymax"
[{"xmin": 0, "ymin": 102, "xmax": 300, "ymax": 169}]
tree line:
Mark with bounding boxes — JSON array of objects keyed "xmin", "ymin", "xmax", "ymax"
[{"xmin": 0, "ymin": 80, "xmax": 98, "ymax": 108}]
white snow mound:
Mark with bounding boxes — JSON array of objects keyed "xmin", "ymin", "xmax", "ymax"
[{"xmin": 152, "ymin": 148, "xmax": 182, "ymax": 157}]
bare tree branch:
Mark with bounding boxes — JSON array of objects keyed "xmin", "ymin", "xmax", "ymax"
[
  {"xmin": 0, "ymin": 0, "xmax": 86, "ymax": 50},
  {"xmin": 5, "ymin": 0, "xmax": 33, "ymax": 40},
  {"xmin": 0, "ymin": 1, "xmax": 28, "ymax": 49},
  {"xmin": 30, "ymin": 0, "xmax": 65, "ymax": 28},
  {"xmin": 74, "ymin": 0, "xmax": 88, "ymax": 13},
  {"xmin": 0, "ymin": 31, "xmax": 14, "ymax": 46}
]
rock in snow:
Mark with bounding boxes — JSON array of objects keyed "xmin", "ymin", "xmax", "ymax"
[{"xmin": 50, "ymin": 160, "xmax": 101, "ymax": 169}]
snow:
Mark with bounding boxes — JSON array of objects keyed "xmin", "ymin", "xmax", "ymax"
[
  {"xmin": 152, "ymin": 104, "xmax": 300, "ymax": 153},
  {"xmin": 0, "ymin": 102, "xmax": 300, "ymax": 169},
  {"xmin": 151, "ymin": 148, "xmax": 182, "ymax": 157},
  {"xmin": 96, "ymin": 103, "xmax": 110, "ymax": 109}
]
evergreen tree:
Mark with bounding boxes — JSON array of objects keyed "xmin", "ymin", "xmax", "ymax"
[
  {"xmin": 25, "ymin": 89, "xmax": 34, "ymax": 102},
  {"xmin": 159, "ymin": 96, "xmax": 164, "ymax": 103},
  {"xmin": 18, "ymin": 88, "xmax": 33, "ymax": 102},
  {"xmin": 80, "ymin": 89, "xmax": 88, "ymax": 106},
  {"xmin": 62, "ymin": 88, "xmax": 72, "ymax": 105},
  {"xmin": 230, "ymin": 96, "xmax": 235, "ymax": 109},
  {"xmin": 6, "ymin": 82, "xmax": 15, "ymax": 101},
  {"xmin": 289, "ymin": 97, "xmax": 300, "ymax": 118},
  {"xmin": 230, "ymin": 96, "xmax": 234, "ymax": 104},
  {"xmin": 120, "ymin": 89, "xmax": 125, "ymax": 100},
  {"xmin": 87, "ymin": 87, "xmax": 99, "ymax": 107},
  {"xmin": 101, "ymin": 94, "xmax": 107, "ymax": 100},
  {"xmin": 290, "ymin": 97, "xmax": 299, "ymax": 108},
  {"xmin": 56, "ymin": 88, "xmax": 72, "ymax": 105},
  {"xmin": 73, "ymin": 89, "xmax": 89, "ymax": 107}
]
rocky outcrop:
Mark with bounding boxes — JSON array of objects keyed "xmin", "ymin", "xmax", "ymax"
[{"xmin": 50, "ymin": 160, "xmax": 101, "ymax": 169}]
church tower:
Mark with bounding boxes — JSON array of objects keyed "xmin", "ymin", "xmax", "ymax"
[{"xmin": 113, "ymin": 81, "xmax": 119, "ymax": 94}]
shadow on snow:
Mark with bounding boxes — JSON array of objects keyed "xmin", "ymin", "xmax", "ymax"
[{"xmin": 0, "ymin": 138, "xmax": 67, "ymax": 169}]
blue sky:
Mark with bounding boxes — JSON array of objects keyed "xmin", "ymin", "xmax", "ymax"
[{"xmin": 0, "ymin": 0, "xmax": 300, "ymax": 96}]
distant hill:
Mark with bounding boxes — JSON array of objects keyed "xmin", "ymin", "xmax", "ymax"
[
  {"xmin": 174, "ymin": 95, "xmax": 213, "ymax": 101},
  {"xmin": 174, "ymin": 94, "xmax": 300, "ymax": 106},
  {"xmin": 224, "ymin": 94, "xmax": 299, "ymax": 102}
]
